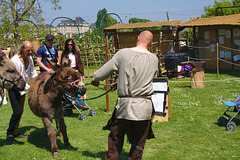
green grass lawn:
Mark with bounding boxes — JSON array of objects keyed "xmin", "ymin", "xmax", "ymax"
[{"xmin": 1, "ymin": 70, "xmax": 240, "ymax": 159}]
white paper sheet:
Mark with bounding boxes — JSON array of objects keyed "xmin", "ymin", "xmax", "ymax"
[
  {"xmin": 152, "ymin": 93, "xmax": 165, "ymax": 113},
  {"xmin": 153, "ymin": 82, "xmax": 167, "ymax": 92}
]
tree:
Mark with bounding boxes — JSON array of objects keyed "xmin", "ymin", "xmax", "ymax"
[
  {"xmin": 95, "ymin": 8, "xmax": 118, "ymax": 30},
  {"xmin": 94, "ymin": 8, "xmax": 118, "ymax": 40},
  {"xmin": 128, "ymin": 18, "xmax": 164, "ymax": 32},
  {"xmin": 129, "ymin": 18, "xmax": 151, "ymax": 23},
  {"xmin": 201, "ymin": 0, "xmax": 240, "ymax": 17},
  {"xmin": 0, "ymin": 0, "xmax": 61, "ymax": 46}
]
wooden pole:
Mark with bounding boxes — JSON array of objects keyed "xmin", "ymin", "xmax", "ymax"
[
  {"xmin": 105, "ymin": 31, "xmax": 109, "ymax": 113},
  {"xmin": 216, "ymin": 42, "xmax": 219, "ymax": 78},
  {"xmin": 177, "ymin": 29, "xmax": 180, "ymax": 52},
  {"xmin": 193, "ymin": 27, "xmax": 198, "ymax": 59},
  {"xmin": 83, "ymin": 41, "xmax": 90, "ymax": 78},
  {"xmin": 113, "ymin": 30, "xmax": 118, "ymax": 50}
]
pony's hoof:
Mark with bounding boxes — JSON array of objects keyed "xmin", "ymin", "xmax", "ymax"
[{"xmin": 53, "ymin": 152, "xmax": 58, "ymax": 158}]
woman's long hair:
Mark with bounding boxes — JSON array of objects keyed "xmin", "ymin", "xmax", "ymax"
[{"xmin": 63, "ymin": 39, "xmax": 76, "ymax": 55}]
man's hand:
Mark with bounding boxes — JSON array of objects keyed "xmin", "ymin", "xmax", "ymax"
[
  {"xmin": 46, "ymin": 68, "xmax": 54, "ymax": 74},
  {"xmin": 91, "ymin": 80, "xmax": 100, "ymax": 87},
  {"xmin": 111, "ymin": 82, "xmax": 117, "ymax": 91}
]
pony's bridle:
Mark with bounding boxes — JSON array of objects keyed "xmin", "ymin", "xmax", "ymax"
[
  {"xmin": 66, "ymin": 79, "xmax": 81, "ymax": 88},
  {"xmin": 0, "ymin": 75, "xmax": 23, "ymax": 89}
]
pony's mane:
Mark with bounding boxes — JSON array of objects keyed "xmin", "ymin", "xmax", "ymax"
[{"xmin": 43, "ymin": 73, "xmax": 56, "ymax": 94}]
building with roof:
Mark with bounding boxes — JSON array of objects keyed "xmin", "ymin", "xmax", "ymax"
[
  {"xmin": 104, "ymin": 20, "xmax": 181, "ymax": 53},
  {"xmin": 57, "ymin": 17, "xmax": 90, "ymax": 36},
  {"xmin": 179, "ymin": 13, "xmax": 240, "ymax": 70},
  {"xmin": 103, "ymin": 20, "xmax": 181, "ymax": 78}
]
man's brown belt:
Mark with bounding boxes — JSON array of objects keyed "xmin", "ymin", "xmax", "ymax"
[{"xmin": 119, "ymin": 96, "xmax": 151, "ymax": 100}]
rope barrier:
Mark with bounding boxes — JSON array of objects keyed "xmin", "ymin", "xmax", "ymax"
[
  {"xmin": 184, "ymin": 56, "xmax": 213, "ymax": 61},
  {"xmin": 179, "ymin": 43, "xmax": 240, "ymax": 67},
  {"xmin": 219, "ymin": 58, "xmax": 240, "ymax": 66},
  {"xmin": 188, "ymin": 45, "xmax": 209, "ymax": 49},
  {"xmin": 169, "ymin": 78, "xmax": 240, "ymax": 83},
  {"xmin": 218, "ymin": 44, "xmax": 240, "ymax": 52},
  {"xmin": 187, "ymin": 44, "xmax": 240, "ymax": 52}
]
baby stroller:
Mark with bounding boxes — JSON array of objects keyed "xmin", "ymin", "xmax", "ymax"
[
  {"xmin": 62, "ymin": 93, "xmax": 96, "ymax": 120},
  {"xmin": 218, "ymin": 93, "xmax": 240, "ymax": 131}
]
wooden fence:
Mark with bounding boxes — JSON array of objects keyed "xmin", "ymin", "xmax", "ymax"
[{"xmin": 77, "ymin": 36, "xmax": 116, "ymax": 78}]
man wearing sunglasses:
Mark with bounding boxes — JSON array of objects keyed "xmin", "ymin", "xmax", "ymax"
[{"xmin": 36, "ymin": 34, "xmax": 58, "ymax": 73}]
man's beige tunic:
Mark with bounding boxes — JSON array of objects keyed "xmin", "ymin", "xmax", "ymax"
[{"xmin": 94, "ymin": 47, "xmax": 158, "ymax": 121}]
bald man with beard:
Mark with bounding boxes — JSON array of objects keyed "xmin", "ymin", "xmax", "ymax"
[
  {"xmin": 92, "ymin": 31, "xmax": 158, "ymax": 159},
  {"xmin": 6, "ymin": 40, "xmax": 38, "ymax": 143}
]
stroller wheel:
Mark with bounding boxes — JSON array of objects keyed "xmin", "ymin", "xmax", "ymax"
[
  {"xmin": 89, "ymin": 109, "xmax": 97, "ymax": 116},
  {"xmin": 78, "ymin": 113, "xmax": 87, "ymax": 120},
  {"xmin": 218, "ymin": 117, "xmax": 228, "ymax": 126},
  {"xmin": 226, "ymin": 121, "xmax": 236, "ymax": 131},
  {"xmin": 64, "ymin": 109, "xmax": 73, "ymax": 117}
]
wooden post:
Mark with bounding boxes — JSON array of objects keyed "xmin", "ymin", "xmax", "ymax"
[
  {"xmin": 216, "ymin": 42, "xmax": 219, "ymax": 78},
  {"xmin": 105, "ymin": 31, "xmax": 109, "ymax": 113},
  {"xmin": 193, "ymin": 27, "xmax": 198, "ymax": 59},
  {"xmin": 185, "ymin": 31, "xmax": 188, "ymax": 46},
  {"xmin": 83, "ymin": 41, "xmax": 90, "ymax": 78},
  {"xmin": 177, "ymin": 29, "xmax": 180, "ymax": 52},
  {"xmin": 158, "ymin": 31, "xmax": 162, "ymax": 77},
  {"xmin": 158, "ymin": 31, "xmax": 162, "ymax": 54},
  {"xmin": 113, "ymin": 30, "xmax": 118, "ymax": 50}
]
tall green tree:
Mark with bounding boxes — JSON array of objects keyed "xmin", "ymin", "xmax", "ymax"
[
  {"xmin": 201, "ymin": 0, "xmax": 240, "ymax": 17},
  {"xmin": 128, "ymin": 18, "xmax": 151, "ymax": 32},
  {"xmin": 95, "ymin": 8, "xmax": 117, "ymax": 39},
  {"xmin": 128, "ymin": 17, "xmax": 164, "ymax": 32},
  {"xmin": 0, "ymin": 0, "xmax": 61, "ymax": 45},
  {"xmin": 128, "ymin": 18, "xmax": 151, "ymax": 23}
]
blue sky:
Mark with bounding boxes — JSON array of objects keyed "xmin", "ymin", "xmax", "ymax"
[{"xmin": 41, "ymin": 0, "xmax": 216, "ymax": 25}]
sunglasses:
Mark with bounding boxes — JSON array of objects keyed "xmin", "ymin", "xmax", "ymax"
[{"xmin": 68, "ymin": 44, "xmax": 73, "ymax": 46}]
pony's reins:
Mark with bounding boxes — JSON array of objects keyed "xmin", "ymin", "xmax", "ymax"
[{"xmin": 65, "ymin": 82, "xmax": 117, "ymax": 101}]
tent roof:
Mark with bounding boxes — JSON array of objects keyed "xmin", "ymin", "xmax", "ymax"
[
  {"xmin": 179, "ymin": 14, "xmax": 240, "ymax": 27},
  {"xmin": 104, "ymin": 20, "xmax": 181, "ymax": 31}
]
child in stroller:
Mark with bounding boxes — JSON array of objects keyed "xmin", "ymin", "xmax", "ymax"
[
  {"xmin": 62, "ymin": 92, "xmax": 96, "ymax": 120},
  {"xmin": 68, "ymin": 93, "xmax": 89, "ymax": 110}
]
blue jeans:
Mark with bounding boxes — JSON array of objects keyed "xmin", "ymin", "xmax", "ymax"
[{"xmin": 74, "ymin": 100, "xmax": 86, "ymax": 106}]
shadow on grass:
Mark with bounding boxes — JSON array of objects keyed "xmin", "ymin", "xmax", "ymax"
[
  {"xmin": 0, "ymin": 125, "xmax": 36, "ymax": 147},
  {"xmin": 22, "ymin": 126, "xmax": 78, "ymax": 152},
  {"xmin": 81, "ymin": 150, "xmax": 129, "ymax": 159},
  {"xmin": 180, "ymin": 85, "xmax": 191, "ymax": 88},
  {"xmin": 0, "ymin": 138, "xmax": 24, "ymax": 146},
  {"xmin": 214, "ymin": 117, "xmax": 240, "ymax": 129}
]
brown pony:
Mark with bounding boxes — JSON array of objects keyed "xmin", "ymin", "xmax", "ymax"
[
  {"xmin": 28, "ymin": 59, "xmax": 86, "ymax": 158},
  {"xmin": 0, "ymin": 52, "xmax": 25, "ymax": 94}
]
